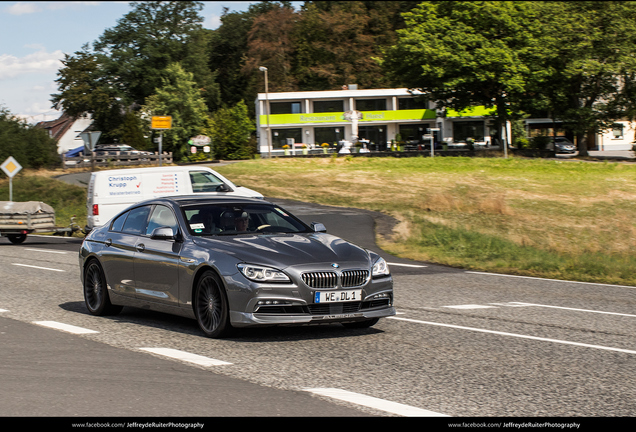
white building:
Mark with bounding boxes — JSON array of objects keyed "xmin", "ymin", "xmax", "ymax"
[
  {"xmin": 35, "ymin": 113, "xmax": 93, "ymax": 154},
  {"xmin": 255, "ymin": 88, "xmax": 505, "ymax": 155}
]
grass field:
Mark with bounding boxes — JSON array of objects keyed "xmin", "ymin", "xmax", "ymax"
[{"xmin": 215, "ymin": 155, "xmax": 636, "ymax": 286}]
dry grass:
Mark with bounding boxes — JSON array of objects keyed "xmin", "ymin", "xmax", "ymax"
[{"xmin": 216, "ymin": 156, "xmax": 636, "ymax": 285}]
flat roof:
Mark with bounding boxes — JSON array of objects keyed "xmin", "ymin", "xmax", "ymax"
[{"xmin": 256, "ymin": 88, "xmax": 424, "ymax": 101}]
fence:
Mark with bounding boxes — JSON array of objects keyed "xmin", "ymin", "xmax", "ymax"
[{"xmin": 62, "ymin": 152, "xmax": 173, "ymax": 169}]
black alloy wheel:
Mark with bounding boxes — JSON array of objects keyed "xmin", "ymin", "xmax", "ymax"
[
  {"xmin": 83, "ymin": 260, "xmax": 122, "ymax": 316},
  {"xmin": 194, "ymin": 270, "xmax": 231, "ymax": 338}
]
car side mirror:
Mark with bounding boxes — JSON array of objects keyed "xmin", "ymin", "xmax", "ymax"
[
  {"xmin": 311, "ymin": 222, "xmax": 327, "ymax": 233},
  {"xmin": 151, "ymin": 227, "xmax": 175, "ymax": 240},
  {"xmin": 216, "ymin": 183, "xmax": 233, "ymax": 192}
]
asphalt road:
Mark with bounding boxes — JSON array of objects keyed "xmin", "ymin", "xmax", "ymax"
[{"xmin": 1, "ymin": 186, "xmax": 635, "ymax": 423}]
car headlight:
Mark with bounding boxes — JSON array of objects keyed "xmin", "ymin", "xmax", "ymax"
[
  {"xmin": 372, "ymin": 257, "xmax": 390, "ymax": 277},
  {"xmin": 238, "ymin": 264, "xmax": 290, "ymax": 283}
]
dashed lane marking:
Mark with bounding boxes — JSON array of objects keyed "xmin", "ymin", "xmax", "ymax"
[
  {"xmin": 303, "ymin": 388, "xmax": 448, "ymax": 417},
  {"xmin": 139, "ymin": 347, "xmax": 233, "ymax": 367},
  {"xmin": 12, "ymin": 263, "xmax": 64, "ymax": 272},
  {"xmin": 33, "ymin": 321, "xmax": 99, "ymax": 334}
]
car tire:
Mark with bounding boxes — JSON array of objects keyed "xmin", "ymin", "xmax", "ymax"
[
  {"xmin": 7, "ymin": 234, "xmax": 26, "ymax": 244},
  {"xmin": 342, "ymin": 318, "xmax": 379, "ymax": 329},
  {"xmin": 83, "ymin": 260, "xmax": 122, "ymax": 316},
  {"xmin": 194, "ymin": 270, "xmax": 232, "ymax": 338}
]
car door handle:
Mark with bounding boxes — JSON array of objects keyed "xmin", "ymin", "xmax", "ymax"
[
  {"xmin": 105, "ymin": 239, "xmax": 112, "ymax": 247},
  {"xmin": 136, "ymin": 243, "xmax": 145, "ymax": 252}
]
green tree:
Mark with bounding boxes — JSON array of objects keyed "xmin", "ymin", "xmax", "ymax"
[
  {"xmin": 381, "ymin": 1, "xmax": 540, "ymax": 146},
  {"xmin": 294, "ymin": 1, "xmax": 413, "ymax": 90},
  {"xmin": 211, "ymin": 101, "xmax": 255, "ymax": 160},
  {"xmin": 141, "ymin": 63, "xmax": 211, "ymax": 161},
  {"xmin": 117, "ymin": 111, "xmax": 151, "ymax": 150},
  {"xmin": 50, "ymin": 44, "xmax": 124, "ymax": 142},
  {"xmin": 528, "ymin": 1, "xmax": 636, "ymax": 156},
  {"xmin": 0, "ymin": 107, "xmax": 59, "ymax": 170}
]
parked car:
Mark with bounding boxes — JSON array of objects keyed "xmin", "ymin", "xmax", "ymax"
[
  {"xmin": 80, "ymin": 196, "xmax": 395, "ymax": 338},
  {"xmin": 548, "ymin": 137, "xmax": 576, "ymax": 154},
  {"xmin": 94, "ymin": 144, "xmax": 152, "ymax": 158}
]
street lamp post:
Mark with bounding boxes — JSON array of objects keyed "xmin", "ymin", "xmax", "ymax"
[{"xmin": 259, "ymin": 66, "xmax": 272, "ymax": 158}]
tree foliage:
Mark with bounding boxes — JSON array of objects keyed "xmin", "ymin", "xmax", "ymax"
[
  {"xmin": 141, "ymin": 63, "xmax": 211, "ymax": 161},
  {"xmin": 0, "ymin": 107, "xmax": 59, "ymax": 170},
  {"xmin": 211, "ymin": 101, "xmax": 255, "ymax": 160}
]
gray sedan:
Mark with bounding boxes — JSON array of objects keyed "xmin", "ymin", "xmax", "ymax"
[{"xmin": 79, "ymin": 196, "xmax": 395, "ymax": 337}]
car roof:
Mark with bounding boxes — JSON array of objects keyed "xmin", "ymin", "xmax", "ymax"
[{"xmin": 148, "ymin": 195, "xmax": 272, "ymax": 207}]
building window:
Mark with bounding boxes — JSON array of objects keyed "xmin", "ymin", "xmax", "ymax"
[
  {"xmin": 355, "ymin": 99, "xmax": 386, "ymax": 111},
  {"xmin": 314, "ymin": 127, "xmax": 341, "ymax": 145},
  {"xmin": 270, "ymin": 102, "xmax": 301, "ymax": 115},
  {"xmin": 272, "ymin": 128, "xmax": 302, "ymax": 148},
  {"xmin": 313, "ymin": 100, "xmax": 344, "ymax": 113},
  {"xmin": 398, "ymin": 98, "xmax": 428, "ymax": 110},
  {"xmin": 399, "ymin": 124, "xmax": 433, "ymax": 144},
  {"xmin": 453, "ymin": 121, "xmax": 485, "ymax": 142},
  {"xmin": 612, "ymin": 123, "xmax": 624, "ymax": 139}
]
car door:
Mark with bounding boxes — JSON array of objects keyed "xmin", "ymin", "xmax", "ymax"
[
  {"xmin": 100, "ymin": 206, "xmax": 151, "ymax": 298},
  {"xmin": 133, "ymin": 204, "xmax": 182, "ymax": 305}
]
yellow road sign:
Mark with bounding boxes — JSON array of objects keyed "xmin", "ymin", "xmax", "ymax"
[
  {"xmin": 151, "ymin": 116, "xmax": 172, "ymax": 129},
  {"xmin": 1, "ymin": 156, "xmax": 22, "ymax": 178}
]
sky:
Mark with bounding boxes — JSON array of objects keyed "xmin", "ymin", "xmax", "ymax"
[{"xmin": 0, "ymin": 1, "xmax": 270, "ymax": 124}]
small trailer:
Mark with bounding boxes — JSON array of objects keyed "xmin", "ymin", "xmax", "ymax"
[{"xmin": 0, "ymin": 201, "xmax": 79, "ymax": 244}]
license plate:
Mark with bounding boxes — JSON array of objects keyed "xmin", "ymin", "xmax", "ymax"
[{"xmin": 315, "ymin": 289, "xmax": 361, "ymax": 303}]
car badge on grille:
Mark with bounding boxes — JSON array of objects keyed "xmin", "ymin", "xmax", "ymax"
[{"xmin": 331, "ymin": 263, "xmax": 339, "ymax": 268}]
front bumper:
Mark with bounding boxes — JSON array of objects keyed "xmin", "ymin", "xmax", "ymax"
[{"xmin": 226, "ymin": 270, "xmax": 395, "ymax": 328}]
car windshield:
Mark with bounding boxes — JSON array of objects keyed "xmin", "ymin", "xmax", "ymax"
[{"xmin": 182, "ymin": 203, "xmax": 311, "ymax": 236}]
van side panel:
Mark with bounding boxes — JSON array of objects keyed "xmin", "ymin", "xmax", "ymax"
[{"xmin": 89, "ymin": 170, "xmax": 192, "ymax": 228}]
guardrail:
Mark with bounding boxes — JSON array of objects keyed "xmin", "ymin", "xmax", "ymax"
[{"xmin": 62, "ymin": 152, "xmax": 173, "ymax": 169}]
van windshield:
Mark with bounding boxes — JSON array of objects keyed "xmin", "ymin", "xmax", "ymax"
[{"xmin": 190, "ymin": 171, "xmax": 226, "ymax": 193}]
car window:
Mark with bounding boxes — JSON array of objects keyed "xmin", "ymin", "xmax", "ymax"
[
  {"xmin": 110, "ymin": 211, "xmax": 128, "ymax": 232},
  {"xmin": 145, "ymin": 205, "xmax": 179, "ymax": 236},
  {"xmin": 183, "ymin": 204, "xmax": 309, "ymax": 236},
  {"xmin": 122, "ymin": 206, "xmax": 151, "ymax": 235},
  {"xmin": 190, "ymin": 171, "xmax": 225, "ymax": 193}
]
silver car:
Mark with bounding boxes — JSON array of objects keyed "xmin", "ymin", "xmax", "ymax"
[{"xmin": 80, "ymin": 196, "xmax": 395, "ymax": 337}]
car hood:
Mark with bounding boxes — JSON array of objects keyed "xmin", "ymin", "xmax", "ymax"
[{"xmin": 192, "ymin": 232, "xmax": 371, "ymax": 268}]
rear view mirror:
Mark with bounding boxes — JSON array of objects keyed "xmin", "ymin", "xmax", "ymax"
[
  {"xmin": 216, "ymin": 183, "xmax": 233, "ymax": 192},
  {"xmin": 151, "ymin": 227, "xmax": 175, "ymax": 240},
  {"xmin": 311, "ymin": 222, "xmax": 327, "ymax": 233}
]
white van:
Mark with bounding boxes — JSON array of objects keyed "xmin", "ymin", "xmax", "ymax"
[{"xmin": 86, "ymin": 166, "xmax": 263, "ymax": 231}]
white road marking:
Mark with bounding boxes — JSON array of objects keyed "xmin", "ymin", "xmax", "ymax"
[
  {"xmin": 508, "ymin": 302, "xmax": 636, "ymax": 318},
  {"xmin": 466, "ymin": 271, "xmax": 636, "ymax": 289},
  {"xmin": 33, "ymin": 321, "xmax": 99, "ymax": 334},
  {"xmin": 388, "ymin": 316, "xmax": 636, "ymax": 355},
  {"xmin": 304, "ymin": 388, "xmax": 448, "ymax": 417},
  {"xmin": 0, "ymin": 308, "xmax": 8, "ymax": 313},
  {"xmin": 387, "ymin": 262, "xmax": 427, "ymax": 268},
  {"xmin": 25, "ymin": 248, "xmax": 67, "ymax": 254},
  {"xmin": 139, "ymin": 348, "xmax": 232, "ymax": 367},
  {"xmin": 12, "ymin": 263, "xmax": 64, "ymax": 272},
  {"xmin": 443, "ymin": 304, "xmax": 496, "ymax": 309}
]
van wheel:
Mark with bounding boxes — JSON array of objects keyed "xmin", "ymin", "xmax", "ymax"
[
  {"xmin": 194, "ymin": 271, "xmax": 232, "ymax": 338},
  {"xmin": 7, "ymin": 234, "xmax": 26, "ymax": 244}
]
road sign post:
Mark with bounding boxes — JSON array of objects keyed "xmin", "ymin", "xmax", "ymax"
[
  {"xmin": 79, "ymin": 131, "xmax": 102, "ymax": 171},
  {"xmin": 151, "ymin": 116, "xmax": 172, "ymax": 166},
  {"xmin": 1, "ymin": 156, "xmax": 23, "ymax": 201}
]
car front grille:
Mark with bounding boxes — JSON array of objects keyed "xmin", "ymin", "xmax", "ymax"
[
  {"xmin": 341, "ymin": 270, "xmax": 369, "ymax": 287},
  {"xmin": 301, "ymin": 270, "xmax": 369, "ymax": 288},
  {"xmin": 301, "ymin": 271, "xmax": 337, "ymax": 288}
]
